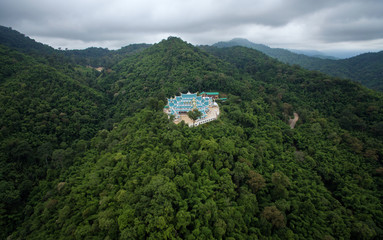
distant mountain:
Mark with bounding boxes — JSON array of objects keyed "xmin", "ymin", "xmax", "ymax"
[
  {"xmin": 0, "ymin": 25, "xmax": 151, "ymax": 68},
  {"xmin": 289, "ymin": 49, "xmax": 338, "ymax": 60},
  {"xmin": 338, "ymin": 51, "xmax": 383, "ymax": 90},
  {"xmin": 213, "ymin": 38, "xmax": 322, "ymax": 63},
  {"xmin": 214, "ymin": 38, "xmax": 269, "ymax": 51},
  {"xmin": 214, "ymin": 38, "xmax": 285, "ymax": 60},
  {"xmin": 213, "ymin": 38, "xmax": 383, "ymax": 91}
]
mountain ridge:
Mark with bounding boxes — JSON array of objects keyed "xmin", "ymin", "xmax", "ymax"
[
  {"xmin": 2, "ymin": 25, "xmax": 381, "ymax": 91},
  {"xmin": 289, "ymin": 49, "xmax": 338, "ymax": 60},
  {"xmin": 0, "ymin": 25, "xmax": 55, "ymax": 55},
  {"xmin": 212, "ymin": 38, "xmax": 383, "ymax": 91}
]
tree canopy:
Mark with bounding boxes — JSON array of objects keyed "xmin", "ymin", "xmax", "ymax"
[
  {"xmin": 0, "ymin": 32, "xmax": 382, "ymax": 239},
  {"xmin": 187, "ymin": 109, "xmax": 203, "ymax": 125}
]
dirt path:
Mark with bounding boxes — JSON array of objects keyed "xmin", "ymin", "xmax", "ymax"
[{"xmin": 289, "ymin": 112, "xmax": 299, "ymax": 129}]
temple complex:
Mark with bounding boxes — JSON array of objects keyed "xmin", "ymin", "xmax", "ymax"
[
  {"xmin": 200, "ymin": 92, "xmax": 219, "ymax": 99},
  {"xmin": 164, "ymin": 91, "xmax": 220, "ymax": 126}
]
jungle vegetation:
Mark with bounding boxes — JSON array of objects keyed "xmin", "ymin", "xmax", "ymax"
[{"xmin": 1, "ymin": 27, "xmax": 382, "ymax": 239}]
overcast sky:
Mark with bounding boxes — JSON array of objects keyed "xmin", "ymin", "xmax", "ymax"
[{"xmin": 1, "ymin": 0, "xmax": 383, "ymax": 57}]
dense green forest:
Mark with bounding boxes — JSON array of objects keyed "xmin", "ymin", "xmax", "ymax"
[
  {"xmin": 213, "ymin": 38, "xmax": 383, "ymax": 91},
  {"xmin": 1, "ymin": 27, "xmax": 383, "ymax": 239}
]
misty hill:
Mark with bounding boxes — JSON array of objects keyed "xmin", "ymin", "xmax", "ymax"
[
  {"xmin": 289, "ymin": 49, "xmax": 338, "ymax": 60},
  {"xmin": 213, "ymin": 38, "xmax": 325, "ymax": 64},
  {"xmin": 1, "ymin": 30, "xmax": 383, "ymax": 239},
  {"xmin": 213, "ymin": 38, "xmax": 383, "ymax": 91},
  {"xmin": 0, "ymin": 25, "xmax": 151, "ymax": 69}
]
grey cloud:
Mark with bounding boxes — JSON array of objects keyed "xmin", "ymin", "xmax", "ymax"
[
  {"xmin": 311, "ymin": 0, "xmax": 383, "ymax": 42},
  {"xmin": 321, "ymin": 18, "xmax": 383, "ymax": 41},
  {"xmin": 1, "ymin": 0, "xmax": 382, "ymax": 51}
]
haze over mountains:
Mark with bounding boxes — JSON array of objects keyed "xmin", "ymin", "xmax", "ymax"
[
  {"xmin": 288, "ymin": 49, "xmax": 339, "ymax": 60},
  {"xmin": 213, "ymin": 38, "xmax": 383, "ymax": 91},
  {"xmin": 1, "ymin": 26, "xmax": 383, "ymax": 239}
]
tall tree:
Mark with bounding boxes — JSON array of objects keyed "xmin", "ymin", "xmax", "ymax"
[{"xmin": 187, "ymin": 109, "xmax": 203, "ymax": 126}]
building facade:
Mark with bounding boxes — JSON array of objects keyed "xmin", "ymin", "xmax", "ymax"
[
  {"xmin": 200, "ymin": 92, "xmax": 219, "ymax": 99},
  {"xmin": 165, "ymin": 91, "xmax": 217, "ymax": 120}
]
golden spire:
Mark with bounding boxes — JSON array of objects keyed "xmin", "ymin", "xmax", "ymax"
[{"xmin": 192, "ymin": 97, "xmax": 197, "ymax": 109}]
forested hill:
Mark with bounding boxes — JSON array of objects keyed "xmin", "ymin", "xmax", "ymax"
[
  {"xmin": 336, "ymin": 51, "xmax": 383, "ymax": 91},
  {"xmin": 0, "ymin": 25, "xmax": 151, "ymax": 68},
  {"xmin": 0, "ymin": 25, "xmax": 55, "ymax": 55},
  {"xmin": 100, "ymin": 37, "xmax": 249, "ymax": 119},
  {"xmin": 212, "ymin": 38, "xmax": 331, "ymax": 65},
  {"xmin": 62, "ymin": 44, "xmax": 152, "ymax": 68},
  {"xmin": 213, "ymin": 38, "xmax": 383, "ymax": 91},
  {"xmin": 1, "ymin": 33, "xmax": 383, "ymax": 239},
  {"xmin": 0, "ymin": 44, "xmax": 110, "ymax": 237}
]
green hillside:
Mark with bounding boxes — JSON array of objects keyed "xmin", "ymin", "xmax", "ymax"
[
  {"xmin": 1, "ymin": 33, "xmax": 383, "ymax": 239},
  {"xmin": 336, "ymin": 51, "xmax": 383, "ymax": 90},
  {"xmin": 101, "ymin": 37, "xmax": 247, "ymax": 120},
  {"xmin": 62, "ymin": 44, "xmax": 151, "ymax": 68},
  {"xmin": 0, "ymin": 44, "xmax": 109, "ymax": 237},
  {"xmin": 213, "ymin": 38, "xmax": 383, "ymax": 91},
  {"xmin": 0, "ymin": 25, "xmax": 55, "ymax": 55}
]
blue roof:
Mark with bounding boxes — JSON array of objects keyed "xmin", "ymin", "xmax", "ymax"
[
  {"xmin": 165, "ymin": 92, "xmax": 214, "ymax": 119},
  {"xmin": 182, "ymin": 94, "xmax": 196, "ymax": 99}
]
